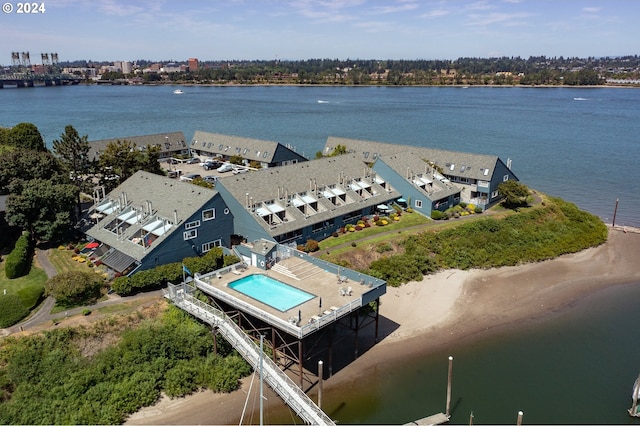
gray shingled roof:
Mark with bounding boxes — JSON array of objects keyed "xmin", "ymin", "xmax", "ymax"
[
  {"xmin": 86, "ymin": 171, "xmax": 217, "ymax": 261},
  {"xmin": 324, "ymin": 136, "xmax": 503, "ymax": 182},
  {"xmin": 89, "ymin": 132, "xmax": 187, "ymax": 161},
  {"xmin": 218, "ymin": 154, "xmax": 400, "ymax": 237},
  {"xmin": 191, "ymin": 131, "xmax": 281, "ymax": 163},
  {"xmin": 377, "ymin": 150, "xmax": 462, "ymax": 200}
]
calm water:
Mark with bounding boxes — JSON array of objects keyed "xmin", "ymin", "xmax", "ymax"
[{"xmin": 2, "ymin": 84, "xmax": 640, "ymax": 423}]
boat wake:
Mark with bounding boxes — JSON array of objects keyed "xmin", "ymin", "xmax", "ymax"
[
  {"xmin": 317, "ymin": 100, "xmax": 330, "ymax": 103},
  {"xmin": 573, "ymin": 97, "xmax": 588, "ymax": 101}
]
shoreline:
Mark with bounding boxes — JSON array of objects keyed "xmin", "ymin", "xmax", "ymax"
[{"xmin": 127, "ymin": 226, "xmax": 640, "ymax": 425}]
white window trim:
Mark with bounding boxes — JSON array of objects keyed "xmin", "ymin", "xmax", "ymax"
[
  {"xmin": 491, "ymin": 190, "xmax": 499, "ymax": 199},
  {"xmin": 202, "ymin": 208, "xmax": 215, "ymax": 221},
  {"xmin": 183, "ymin": 229, "xmax": 197, "ymax": 240},
  {"xmin": 415, "ymin": 200, "xmax": 423, "ymax": 208},
  {"xmin": 202, "ymin": 239, "xmax": 222, "ymax": 253},
  {"xmin": 503, "ymin": 175, "xmax": 509, "ymax": 182},
  {"xmin": 185, "ymin": 220, "xmax": 201, "ymax": 230}
]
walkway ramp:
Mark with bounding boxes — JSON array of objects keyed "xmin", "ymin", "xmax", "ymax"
[{"xmin": 164, "ymin": 283, "xmax": 335, "ymax": 426}]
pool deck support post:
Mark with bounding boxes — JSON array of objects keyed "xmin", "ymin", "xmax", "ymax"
[
  {"xmin": 328, "ymin": 324, "xmax": 334, "ymax": 377},
  {"xmin": 271, "ymin": 328, "xmax": 277, "ymax": 364},
  {"xmin": 516, "ymin": 410, "xmax": 524, "ymax": 426},
  {"xmin": 354, "ymin": 310, "xmax": 359, "ymax": 359},
  {"xmin": 375, "ymin": 297, "xmax": 380, "ymax": 342},
  {"xmin": 299, "ymin": 339, "xmax": 304, "ymax": 388}
]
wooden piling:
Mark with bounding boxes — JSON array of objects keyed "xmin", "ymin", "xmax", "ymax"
[
  {"xmin": 446, "ymin": 356, "xmax": 453, "ymax": 417},
  {"xmin": 516, "ymin": 410, "xmax": 523, "ymax": 426},
  {"xmin": 318, "ymin": 360, "xmax": 324, "ymax": 409}
]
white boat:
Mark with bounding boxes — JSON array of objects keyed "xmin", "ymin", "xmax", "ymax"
[{"xmin": 173, "ymin": 89, "xmax": 184, "ymax": 95}]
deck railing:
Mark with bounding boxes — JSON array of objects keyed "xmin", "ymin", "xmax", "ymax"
[{"xmin": 163, "ymin": 283, "xmax": 335, "ymax": 426}]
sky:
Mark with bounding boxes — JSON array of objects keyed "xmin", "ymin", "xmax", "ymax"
[{"xmin": 1, "ymin": 0, "xmax": 639, "ymax": 64}]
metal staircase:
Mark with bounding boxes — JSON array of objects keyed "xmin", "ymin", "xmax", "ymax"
[{"xmin": 164, "ymin": 283, "xmax": 335, "ymax": 426}]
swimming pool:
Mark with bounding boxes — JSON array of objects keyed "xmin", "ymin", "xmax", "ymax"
[{"xmin": 228, "ymin": 274, "xmax": 315, "ymax": 312}]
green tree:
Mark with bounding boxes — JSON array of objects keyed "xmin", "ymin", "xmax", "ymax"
[
  {"xmin": 498, "ymin": 179, "xmax": 530, "ymax": 207},
  {"xmin": 6, "ymin": 179, "xmax": 77, "ymax": 242},
  {"xmin": 329, "ymin": 144, "xmax": 347, "ymax": 156},
  {"xmin": 138, "ymin": 144, "xmax": 163, "ymax": 175},
  {"xmin": 45, "ymin": 271, "xmax": 104, "ymax": 306},
  {"xmin": 97, "ymin": 140, "xmax": 164, "ymax": 192},
  {"xmin": 0, "ymin": 149, "xmax": 64, "ymax": 192},
  {"xmin": 7, "ymin": 123, "xmax": 46, "ymax": 151},
  {"xmin": 52, "ymin": 125, "xmax": 91, "ymax": 219}
]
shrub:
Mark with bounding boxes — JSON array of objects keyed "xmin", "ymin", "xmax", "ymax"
[
  {"xmin": 82, "ymin": 309, "xmax": 92, "ymax": 316},
  {"xmin": 355, "ymin": 225, "xmax": 363, "ymax": 231},
  {"xmin": 5, "ymin": 232, "xmax": 33, "ymax": 279},
  {"xmin": 304, "ymin": 239, "xmax": 320, "ymax": 253},
  {"xmin": 0, "ymin": 294, "xmax": 29, "ymax": 327},
  {"xmin": 406, "ymin": 207, "xmax": 414, "ymax": 213},
  {"xmin": 351, "ymin": 242, "xmax": 357, "ymax": 247},
  {"xmin": 376, "ymin": 243, "xmax": 393, "ymax": 253},
  {"xmin": 474, "ymin": 206, "xmax": 483, "ymax": 214},
  {"xmin": 45, "ymin": 271, "xmax": 104, "ymax": 306}
]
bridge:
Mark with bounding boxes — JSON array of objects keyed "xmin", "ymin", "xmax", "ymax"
[
  {"xmin": 163, "ymin": 282, "xmax": 336, "ymax": 426},
  {"xmin": 0, "ymin": 73, "xmax": 80, "ymax": 88}
]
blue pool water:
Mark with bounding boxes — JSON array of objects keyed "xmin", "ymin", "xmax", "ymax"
[{"xmin": 228, "ymin": 274, "xmax": 315, "ymax": 312}]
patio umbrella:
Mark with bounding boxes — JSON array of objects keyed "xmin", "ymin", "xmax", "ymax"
[{"xmin": 85, "ymin": 242, "xmax": 99, "ymax": 249}]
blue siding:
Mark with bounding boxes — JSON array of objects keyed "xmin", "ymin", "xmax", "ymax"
[
  {"xmin": 215, "ymin": 183, "xmax": 272, "ymax": 243},
  {"xmin": 372, "ymin": 160, "xmax": 434, "ymax": 217},
  {"xmin": 136, "ymin": 195, "xmax": 233, "ymax": 272}
]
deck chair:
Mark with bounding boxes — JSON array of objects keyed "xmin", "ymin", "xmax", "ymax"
[{"xmin": 346, "ymin": 286, "xmax": 352, "ymax": 296}]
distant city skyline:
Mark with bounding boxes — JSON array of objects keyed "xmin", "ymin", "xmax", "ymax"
[{"xmin": 1, "ymin": 0, "xmax": 639, "ymax": 65}]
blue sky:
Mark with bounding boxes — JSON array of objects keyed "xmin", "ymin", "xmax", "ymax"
[{"xmin": 1, "ymin": 0, "xmax": 638, "ymax": 64}]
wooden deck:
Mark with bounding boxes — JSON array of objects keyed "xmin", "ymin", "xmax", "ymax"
[{"xmin": 405, "ymin": 412, "xmax": 450, "ymax": 425}]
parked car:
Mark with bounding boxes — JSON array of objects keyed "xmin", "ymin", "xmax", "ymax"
[
  {"xmin": 203, "ymin": 161, "xmax": 222, "ymax": 170},
  {"xmin": 217, "ymin": 163, "xmax": 234, "ymax": 173},
  {"xmin": 232, "ymin": 166, "xmax": 249, "ymax": 174},
  {"xmin": 203, "ymin": 175, "xmax": 217, "ymax": 184},
  {"xmin": 186, "ymin": 157, "xmax": 200, "ymax": 164},
  {"xmin": 180, "ymin": 173, "xmax": 201, "ymax": 182}
]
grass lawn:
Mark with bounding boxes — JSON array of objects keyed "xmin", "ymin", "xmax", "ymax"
[
  {"xmin": 0, "ymin": 259, "xmax": 47, "ymax": 297},
  {"xmin": 0, "ymin": 257, "xmax": 47, "ymax": 320},
  {"xmin": 47, "ymin": 247, "xmax": 96, "ymax": 273},
  {"xmin": 318, "ymin": 211, "xmax": 430, "ymax": 250}
]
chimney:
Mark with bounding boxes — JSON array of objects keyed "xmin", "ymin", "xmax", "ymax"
[
  {"xmin": 174, "ymin": 209, "xmax": 178, "ymax": 224},
  {"xmin": 246, "ymin": 192, "xmax": 250, "ymax": 209}
]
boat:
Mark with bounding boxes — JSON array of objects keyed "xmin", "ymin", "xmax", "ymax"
[
  {"xmin": 173, "ymin": 89, "xmax": 184, "ymax": 95},
  {"xmin": 629, "ymin": 373, "xmax": 640, "ymax": 417}
]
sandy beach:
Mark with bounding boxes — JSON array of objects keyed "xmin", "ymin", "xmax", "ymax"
[{"xmin": 127, "ymin": 226, "xmax": 640, "ymax": 425}]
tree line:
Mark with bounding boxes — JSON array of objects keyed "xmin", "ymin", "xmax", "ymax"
[{"xmin": 85, "ymin": 55, "xmax": 640, "ymax": 86}]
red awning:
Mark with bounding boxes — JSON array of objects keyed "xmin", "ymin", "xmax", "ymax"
[{"xmin": 85, "ymin": 242, "xmax": 99, "ymax": 249}]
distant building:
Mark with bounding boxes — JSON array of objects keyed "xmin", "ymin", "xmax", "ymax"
[
  {"xmin": 191, "ymin": 131, "xmax": 308, "ymax": 168},
  {"xmin": 323, "ymin": 137, "xmax": 518, "ymax": 210},
  {"xmin": 188, "ymin": 58, "xmax": 199, "ymax": 72},
  {"xmin": 114, "ymin": 61, "xmax": 132, "ymax": 74},
  {"xmin": 89, "ymin": 132, "xmax": 189, "ymax": 162}
]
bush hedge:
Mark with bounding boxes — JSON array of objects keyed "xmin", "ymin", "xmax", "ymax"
[
  {"xmin": 111, "ymin": 248, "xmax": 237, "ymax": 296},
  {"xmin": 0, "ymin": 294, "xmax": 30, "ymax": 328},
  {"xmin": 4, "ymin": 232, "xmax": 33, "ymax": 279}
]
